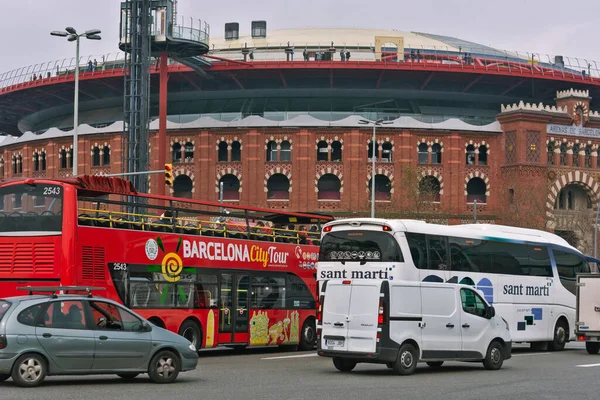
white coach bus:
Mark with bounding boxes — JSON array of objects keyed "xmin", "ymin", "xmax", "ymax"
[{"xmin": 316, "ymin": 218, "xmax": 598, "ymax": 351}]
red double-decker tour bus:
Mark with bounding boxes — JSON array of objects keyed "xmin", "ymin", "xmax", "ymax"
[{"xmin": 0, "ymin": 176, "xmax": 331, "ymax": 351}]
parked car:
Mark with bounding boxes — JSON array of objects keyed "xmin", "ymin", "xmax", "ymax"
[
  {"xmin": 317, "ymin": 279, "xmax": 512, "ymax": 375},
  {"xmin": 0, "ymin": 286, "xmax": 198, "ymax": 387}
]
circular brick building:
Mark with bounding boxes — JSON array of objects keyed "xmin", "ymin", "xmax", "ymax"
[{"xmin": 1, "ymin": 26, "xmax": 599, "ymax": 251}]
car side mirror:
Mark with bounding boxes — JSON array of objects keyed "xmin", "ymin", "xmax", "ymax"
[
  {"xmin": 141, "ymin": 321, "xmax": 152, "ymax": 332},
  {"xmin": 488, "ymin": 306, "xmax": 496, "ymax": 319}
]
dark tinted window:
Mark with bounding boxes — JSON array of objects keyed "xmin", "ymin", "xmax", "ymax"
[
  {"xmin": 428, "ymin": 236, "xmax": 448, "ymax": 270},
  {"xmin": 286, "ymin": 273, "xmax": 316, "ymax": 309},
  {"xmin": 0, "ymin": 184, "xmax": 63, "ymax": 232},
  {"xmin": 41, "ymin": 301, "xmax": 88, "ymax": 330},
  {"xmin": 0, "ymin": 300, "xmax": 11, "ymax": 322},
  {"xmin": 554, "ymin": 250, "xmax": 590, "ymax": 295},
  {"xmin": 251, "ymin": 272, "xmax": 286, "ymax": 309},
  {"xmin": 406, "ymin": 233, "xmax": 427, "ymax": 269},
  {"xmin": 17, "ymin": 303, "xmax": 44, "ymax": 326},
  {"xmin": 319, "ymin": 230, "xmax": 404, "ymax": 262}
]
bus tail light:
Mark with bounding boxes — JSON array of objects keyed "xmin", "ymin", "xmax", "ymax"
[
  {"xmin": 378, "ymin": 300, "xmax": 386, "ymax": 325},
  {"xmin": 0, "ymin": 335, "xmax": 7, "ymax": 349},
  {"xmin": 323, "ymin": 225, "xmax": 332, "ymax": 233},
  {"xmin": 317, "ymin": 295, "xmax": 324, "ymax": 323},
  {"xmin": 382, "ymin": 225, "xmax": 392, "ymax": 232}
]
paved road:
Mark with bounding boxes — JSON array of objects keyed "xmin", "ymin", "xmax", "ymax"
[{"xmin": 2, "ymin": 343, "xmax": 600, "ymax": 400}]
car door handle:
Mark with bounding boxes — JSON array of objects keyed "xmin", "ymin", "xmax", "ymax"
[
  {"xmin": 99, "ymin": 335, "xmax": 108, "ymax": 341},
  {"xmin": 42, "ymin": 333, "xmax": 52, "ymax": 338},
  {"xmin": 462, "ymin": 323, "xmax": 470, "ymax": 328},
  {"xmin": 446, "ymin": 323, "xmax": 455, "ymax": 328}
]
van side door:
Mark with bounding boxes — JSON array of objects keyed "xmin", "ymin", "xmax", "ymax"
[
  {"xmin": 459, "ymin": 288, "xmax": 495, "ymax": 359},
  {"xmin": 420, "ymin": 285, "xmax": 461, "ymax": 359}
]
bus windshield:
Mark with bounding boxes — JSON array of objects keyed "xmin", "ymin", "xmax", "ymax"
[
  {"xmin": 319, "ymin": 230, "xmax": 404, "ymax": 262},
  {"xmin": 0, "ymin": 183, "xmax": 63, "ymax": 233}
]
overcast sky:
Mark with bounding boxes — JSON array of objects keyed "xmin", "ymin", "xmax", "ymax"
[{"xmin": 2, "ymin": 0, "xmax": 599, "ymax": 73}]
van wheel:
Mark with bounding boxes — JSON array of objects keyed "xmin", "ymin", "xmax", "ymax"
[
  {"xmin": 11, "ymin": 353, "xmax": 47, "ymax": 387},
  {"xmin": 392, "ymin": 343, "xmax": 419, "ymax": 375},
  {"xmin": 332, "ymin": 357, "xmax": 357, "ymax": 372},
  {"xmin": 426, "ymin": 361, "xmax": 444, "ymax": 368},
  {"xmin": 298, "ymin": 319, "xmax": 316, "ymax": 351},
  {"xmin": 586, "ymin": 342, "xmax": 600, "ymax": 355},
  {"xmin": 178, "ymin": 320, "xmax": 202, "ymax": 351},
  {"xmin": 548, "ymin": 319, "xmax": 568, "ymax": 351},
  {"xmin": 483, "ymin": 341, "xmax": 504, "ymax": 370}
]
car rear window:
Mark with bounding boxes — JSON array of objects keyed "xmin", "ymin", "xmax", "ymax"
[
  {"xmin": 319, "ymin": 230, "xmax": 404, "ymax": 262},
  {"xmin": 0, "ymin": 300, "xmax": 12, "ymax": 322}
]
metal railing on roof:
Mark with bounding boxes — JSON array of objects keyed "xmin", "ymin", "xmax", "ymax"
[{"xmin": 0, "ymin": 43, "xmax": 598, "ymax": 91}]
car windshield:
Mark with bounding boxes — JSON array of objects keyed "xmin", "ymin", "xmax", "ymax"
[{"xmin": 0, "ymin": 300, "xmax": 11, "ymax": 322}]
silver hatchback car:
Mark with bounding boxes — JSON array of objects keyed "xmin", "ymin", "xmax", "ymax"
[{"xmin": 0, "ymin": 286, "xmax": 199, "ymax": 387}]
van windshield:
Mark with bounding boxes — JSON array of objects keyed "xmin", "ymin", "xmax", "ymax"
[
  {"xmin": 0, "ymin": 300, "xmax": 11, "ymax": 322},
  {"xmin": 319, "ymin": 230, "xmax": 404, "ymax": 262}
]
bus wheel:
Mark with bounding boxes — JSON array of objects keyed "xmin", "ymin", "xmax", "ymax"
[
  {"xmin": 178, "ymin": 320, "xmax": 202, "ymax": 351},
  {"xmin": 298, "ymin": 319, "xmax": 316, "ymax": 351},
  {"xmin": 548, "ymin": 319, "xmax": 568, "ymax": 351},
  {"xmin": 586, "ymin": 342, "xmax": 600, "ymax": 355}
]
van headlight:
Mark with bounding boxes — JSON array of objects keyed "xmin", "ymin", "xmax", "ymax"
[
  {"xmin": 188, "ymin": 344, "xmax": 197, "ymax": 352},
  {"xmin": 501, "ymin": 317, "xmax": 509, "ymax": 331}
]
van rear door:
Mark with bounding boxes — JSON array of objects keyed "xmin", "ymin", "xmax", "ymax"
[{"xmin": 321, "ymin": 280, "xmax": 381, "ymax": 353}]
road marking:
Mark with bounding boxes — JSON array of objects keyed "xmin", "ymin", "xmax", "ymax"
[
  {"xmin": 512, "ymin": 352, "xmax": 551, "ymax": 357},
  {"xmin": 576, "ymin": 363, "xmax": 600, "ymax": 368},
  {"xmin": 262, "ymin": 353, "xmax": 318, "ymax": 360}
]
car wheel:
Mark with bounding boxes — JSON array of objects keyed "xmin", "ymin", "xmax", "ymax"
[
  {"xmin": 332, "ymin": 357, "xmax": 357, "ymax": 372},
  {"xmin": 548, "ymin": 319, "xmax": 568, "ymax": 351},
  {"xmin": 178, "ymin": 320, "xmax": 202, "ymax": 351},
  {"xmin": 426, "ymin": 361, "xmax": 444, "ymax": 368},
  {"xmin": 0, "ymin": 373, "xmax": 9, "ymax": 382},
  {"xmin": 117, "ymin": 373, "xmax": 140, "ymax": 380},
  {"xmin": 298, "ymin": 319, "xmax": 316, "ymax": 351},
  {"xmin": 586, "ymin": 342, "xmax": 600, "ymax": 355},
  {"xmin": 483, "ymin": 341, "xmax": 504, "ymax": 370},
  {"xmin": 392, "ymin": 343, "xmax": 419, "ymax": 375},
  {"xmin": 148, "ymin": 350, "xmax": 180, "ymax": 384},
  {"xmin": 11, "ymin": 353, "xmax": 47, "ymax": 387}
]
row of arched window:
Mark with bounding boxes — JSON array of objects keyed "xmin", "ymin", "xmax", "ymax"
[
  {"xmin": 548, "ymin": 141, "xmax": 600, "ymax": 168},
  {"xmin": 91, "ymin": 146, "xmax": 111, "ymax": 167}
]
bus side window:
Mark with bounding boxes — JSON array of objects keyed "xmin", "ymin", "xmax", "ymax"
[
  {"xmin": 427, "ymin": 235, "xmax": 448, "ymax": 270},
  {"xmin": 406, "ymin": 233, "xmax": 427, "ymax": 269}
]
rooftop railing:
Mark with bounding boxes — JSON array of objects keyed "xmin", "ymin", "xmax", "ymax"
[{"xmin": 1, "ymin": 43, "xmax": 598, "ymax": 92}]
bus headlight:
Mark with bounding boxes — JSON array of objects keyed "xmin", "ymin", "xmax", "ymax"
[{"xmin": 501, "ymin": 317, "xmax": 509, "ymax": 331}]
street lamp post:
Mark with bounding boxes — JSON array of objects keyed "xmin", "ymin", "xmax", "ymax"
[
  {"xmin": 359, "ymin": 118, "xmax": 393, "ymax": 218},
  {"xmin": 51, "ymin": 27, "xmax": 101, "ymax": 176}
]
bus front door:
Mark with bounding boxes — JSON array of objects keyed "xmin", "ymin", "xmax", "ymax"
[{"xmin": 218, "ymin": 273, "xmax": 249, "ymax": 345}]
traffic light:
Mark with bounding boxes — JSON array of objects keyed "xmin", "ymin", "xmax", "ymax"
[{"xmin": 164, "ymin": 163, "xmax": 174, "ymax": 186}]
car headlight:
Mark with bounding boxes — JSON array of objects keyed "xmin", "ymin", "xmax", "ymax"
[
  {"xmin": 501, "ymin": 317, "xmax": 509, "ymax": 331},
  {"xmin": 189, "ymin": 344, "xmax": 197, "ymax": 352}
]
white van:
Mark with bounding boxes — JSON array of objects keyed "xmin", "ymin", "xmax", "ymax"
[{"xmin": 317, "ymin": 279, "xmax": 512, "ymax": 375}]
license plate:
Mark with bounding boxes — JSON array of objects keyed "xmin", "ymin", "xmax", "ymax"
[{"xmin": 326, "ymin": 339, "xmax": 344, "ymax": 347}]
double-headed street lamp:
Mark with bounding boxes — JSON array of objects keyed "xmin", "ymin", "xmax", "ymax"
[
  {"xmin": 51, "ymin": 27, "xmax": 102, "ymax": 176},
  {"xmin": 359, "ymin": 118, "xmax": 393, "ymax": 218}
]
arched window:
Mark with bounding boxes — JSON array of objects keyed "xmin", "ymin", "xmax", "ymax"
[
  {"xmin": 331, "ymin": 141, "xmax": 342, "ymax": 162},
  {"xmin": 173, "ymin": 175, "xmax": 193, "ymax": 199},
  {"xmin": 317, "ymin": 174, "xmax": 341, "ymax": 200},
  {"xmin": 184, "ymin": 142, "xmax": 194, "ymax": 162},
  {"xmin": 567, "ymin": 190, "xmax": 574, "ymax": 210},
  {"xmin": 317, "ymin": 141, "xmax": 328, "ymax": 161},
  {"xmin": 418, "ymin": 143, "xmax": 428, "ymax": 164},
  {"xmin": 419, "ymin": 176, "xmax": 441, "ymax": 202},
  {"xmin": 431, "ymin": 143, "xmax": 442, "ymax": 164},
  {"xmin": 547, "ymin": 141, "xmax": 555, "ymax": 165},
  {"xmin": 92, "ymin": 147, "xmax": 101, "ymax": 166},
  {"xmin": 466, "ymin": 144, "xmax": 476, "ymax": 165},
  {"xmin": 33, "ymin": 153, "xmax": 40, "ymax": 171},
  {"xmin": 368, "ymin": 141, "xmax": 379, "ymax": 161},
  {"xmin": 466, "ymin": 177, "xmax": 486, "ymax": 203},
  {"xmin": 60, "ymin": 149, "xmax": 67, "ymax": 169},
  {"xmin": 368, "ymin": 174, "xmax": 391, "ymax": 201},
  {"xmin": 266, "ymin": 141, "xmax": 278, "ymax": 162},
  {"xmin": 267, "ymin": 174, "xmax": 290, "ymax": 200},
  {"xmin": 231, "ymin": 141, "xmax": 241, "ymax": 162},
  {"xmin": 40, "ymin": 152, "xmax": 46, "ymax": 171},
  {"xmin": 17, "ymin": 155, "xmax": 23, "ymax": 174},
  {"xmin": 102, "ymin": 146, "xmax": 110, "ymax": 165},
  {"xmin": 560, "ymin": 143, "xmax": 567, "ymax": 166},
  {"xmin": 67, "ymin": 149, "xmax": 73, "ymax": 169},
  {"xmin": 172, "ymin": 142, "xmax": 182, "ymax": 163},
  {"xmin": 12, "ymin": 156, "xmax": 17, "ymax": 174},
  {"xmin": 382, "ymin": 143, "xmax": 393, "ymax": 162},
  {"xmin": 280, "ymin": 140, "xmax": 291, "ymax": 161},
  {"xmin": 218, "ymin": 141, "xmax": 228, "ymax": 162},
  {"xmin": 478, "ymin": 145, "xmax": 487, "ymax": 165},
  {"xmin": 219, "ymin": 174, "xmax": 240, "ymax": 201},
  {"xmin": 0, "ymin": 158, "xmax": 4, "ymax": 177},
  {"xmin": 572, "ymin": 143, "xmax": 580, "ymax": 167},
  {"xmin": 585, "ymin": 146, "xmax": 592, "ymax": 168}
]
